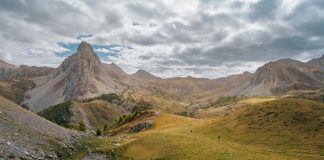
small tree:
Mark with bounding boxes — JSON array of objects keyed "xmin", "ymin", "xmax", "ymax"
[
  {"xmin": 103, "ymin": 124, "xmax": 108, "ymax": 131},
  {"xmin": 79, "ymin": 121, "xmax": 86, "ymax": 131},
  {"xmin": 96, "ymin": 129, "xmax": 102, "ymax": 136}
]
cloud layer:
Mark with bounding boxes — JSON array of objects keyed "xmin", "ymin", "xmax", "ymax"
[{"xmin": 0, "ymin": 0, "xmax": 323, "ymax": 78}]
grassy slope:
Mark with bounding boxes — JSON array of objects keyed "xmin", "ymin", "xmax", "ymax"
[
  {"xmin": 199, "ymin": 98, "xmax": 324, "ymax": 159},
  {"xmin": 75, "ymin": 100, "xmax": 127, "ymax": 130},
  {"xmin": 39, "ymin": 99, "xmax": 128, "ymax": 131},
  {"xmin": 0, "ymin": 80, "xmax": 35, "ymax": 105},
  {"xmin": 68, "ymin": 97, "xmax": 323, "ymax": 160}
]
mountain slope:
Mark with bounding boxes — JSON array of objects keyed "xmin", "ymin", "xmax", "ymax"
[
  {"xmin": 201, "ymin": 98, "xmax": 324, "ymax": 158},
  {"xmin": 0, "ymin": 62, "xmax": 54, "ymax": 80},
  {"xmin": 0, "ymin": 60, "xmax": 17, "ymax": 69},
  {"xmin": 235, "ymin": 59, "xmax": 324, "ymax": 96},
  {"xmin": 25, "ymin": 42, "xmax": 128, "ymax": 112},
  {"xmin": 0, "ymin": 96, "xmax": 82, "ymax": 159},
  {"xmin": 308, "ymin": 54, "xmax": 324, "ymax": 69}
]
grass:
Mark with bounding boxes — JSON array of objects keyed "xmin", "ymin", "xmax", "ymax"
[
  {"xmin": 199, "ymin": 98, "xmax": 324, "ymax": 159},
  {"xmin": 241, "ymin": 96, "xmax": 278, "ymax": 104},
  {"xmin": 66, "ymin": 97, "xmax": 324, "ymax": 160},
  {"xmin": 78, "ymin": 100, "xmax": 126, "ymax": 130}
]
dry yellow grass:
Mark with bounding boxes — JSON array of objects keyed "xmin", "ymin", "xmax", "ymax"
[
  {"xmin": 241, "ymin": 96, "xmax": 278, "ymax": 104},
  {"xmin": 68, "ymin": 98, "xmax": 324, "ymax": 160}
]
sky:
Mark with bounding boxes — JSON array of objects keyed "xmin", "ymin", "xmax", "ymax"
[{"xmin": 0, "ymin": 0, "xmax": 324, "ymax": 79}]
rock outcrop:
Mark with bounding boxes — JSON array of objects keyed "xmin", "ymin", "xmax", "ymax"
[{"xmin": 129, "ymin": 121, "xmax": 154, "ymax": 133}]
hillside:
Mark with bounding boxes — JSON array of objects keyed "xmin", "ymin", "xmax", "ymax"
[
  {"xmin": 0, "ymin": 79, "xmax": 35, "ymax": 105},
  {"xmin": 308, "ymin": 54, "xmax": 324, "ymax": 69},
  {"xmin": 0, "ymin": 63, "xmax": 54, "ymax": 80},
  {"xmin": 0, "ymin": 60, "xmax": 17, "ymax": 69},
  {"xmin": 0, "ymin": 96, "xmax": 84, "ymax": 159},
  {"xmin": 38, "ymin": 93, "xmax": 160, "ymax": 131},
  {"xmin": 63, "ymin": 97, "xmax": 324, "ymax": 160},
  {"xmin": 234, "ymin": 59, "xmax": 324, "ymax": 96},
  {"xmin": 200, "ymin": 98, "xmax": 324, "ymax": 158}
]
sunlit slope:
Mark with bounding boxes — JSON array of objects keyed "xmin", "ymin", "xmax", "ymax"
[
  {"xmin": 66, "ymin": 97, "xmax": 323, "ymax": 160},
  {"xmin": 200, "ymin": 98, "xmax": 324, "ymax": 159},
  {"xmin": 107, "ymin": 112, "xmax": 307, "ymax": 159}
]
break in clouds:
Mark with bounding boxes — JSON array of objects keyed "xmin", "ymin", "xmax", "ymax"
[{"xmin": 0, "ymin": 0, "xmax": 324, "ymax": 78}]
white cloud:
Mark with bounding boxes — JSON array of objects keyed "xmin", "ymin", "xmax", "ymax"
[{"xmin": 0, "ymin": 0, "xmax": 323, "ymax": 78}]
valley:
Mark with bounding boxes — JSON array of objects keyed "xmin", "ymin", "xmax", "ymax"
[
  {"xmin": 0, "ymin": 42, "xmax": 323, "ymax": 160},
  {"xmin": 63, "ymin": 97, "xmax": 324, "ymax": 160}
]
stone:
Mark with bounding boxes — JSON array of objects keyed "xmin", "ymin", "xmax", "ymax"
[
  {"xmin": 129, "ymin": 121, "xmax": 153, "ymax": 133},
  {"xmin": 24, "ymin": 151, "xmax": 30, "ymax": 156}
]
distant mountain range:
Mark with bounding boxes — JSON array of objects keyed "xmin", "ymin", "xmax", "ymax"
[{"xmin": 0, "ymin": 41, "xmax": 323, "ymax": 112}]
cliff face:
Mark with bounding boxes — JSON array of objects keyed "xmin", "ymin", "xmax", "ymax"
[{"xmin": 57, "ymin": 41, "xmax": 102, "ymax": 99}]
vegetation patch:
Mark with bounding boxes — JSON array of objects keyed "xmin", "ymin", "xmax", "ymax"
[
  {"xmin": 38, "ymin": 101, "xmax": 73, "ymax": 127},
  {"xmin": 209, "ymin": 96, "xmax": 243, "ymax": 108}
]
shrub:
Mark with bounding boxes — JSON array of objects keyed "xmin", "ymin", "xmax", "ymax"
[
  {"xmin": 209, "ymin": 96, "xmax": 242, "ymax": 108},
  {"xmin": 96, "ymin": 129, "xmax": 102, "ymax": 136},
  {"xmin": 131, "ymin": 101, "xmax": 153, "ymax": 113},
  {"xmin": 38, "ymin": 101, "xmax": 73, "ymax": 126},
  {"xmin": 79, "ymin": 121, "xmax": 86, "ymax": 131}
]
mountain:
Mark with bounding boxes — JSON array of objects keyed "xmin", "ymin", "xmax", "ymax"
[
  {"xmin": 0, "ymin": 61, "xmax": 54, "ymax": 80},
  {"xmin": 0, "ymin": 60, "xmax": 17, "ymax": 69},
  {"xmin": 132, "ymin": 69, "xmax": 160, "ymax": 80},
  {"xmin": 236, "ymin": 59, "xmax": 324, "ymax": 96},
  {"xmin": 22, "ymin": 42, "xmax": 324, "ymax": 112},
  {"xmin": 0, "ymin": 96, "xmax": 82, "ymax": 159},
  {"xmin": 307, "ymin": 54, "xmax": 324, "ymax": 69},
  {"xmin": 25, "ymin": 41, "xmax": 128, "ymax": 112}
]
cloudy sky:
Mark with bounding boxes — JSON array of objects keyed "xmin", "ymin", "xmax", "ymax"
[{"xmin": 0, "ymin": 0, "xmax": 324, "ymax": 78}]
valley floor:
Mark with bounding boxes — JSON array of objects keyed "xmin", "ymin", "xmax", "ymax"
[{"xmin": 66, "ymin": 97, "xmax": 324, "ymax": 160}]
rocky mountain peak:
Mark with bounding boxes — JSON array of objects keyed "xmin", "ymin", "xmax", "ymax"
[
  {"xmin": 76, "ymin": 41, "xmax": 99, "ymax": 60},
  {"xmin": 52, "ymin": 41, "xmax": 104, "ymax": 100}
]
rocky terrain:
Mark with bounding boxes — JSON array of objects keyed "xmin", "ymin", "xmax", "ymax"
[{"xmin": 0, "ymin": 96, "xmax": 84, "ymax": 159}]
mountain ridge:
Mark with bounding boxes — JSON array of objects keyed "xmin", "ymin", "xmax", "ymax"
[{"xmin": 15, "ymin": 41, "xmax": 324, "ymax": 112}]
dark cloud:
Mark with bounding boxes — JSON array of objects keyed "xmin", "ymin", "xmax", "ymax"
[{"xmin": 248, "ymin": 0, "xmax": 279, "ymax": 21}]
